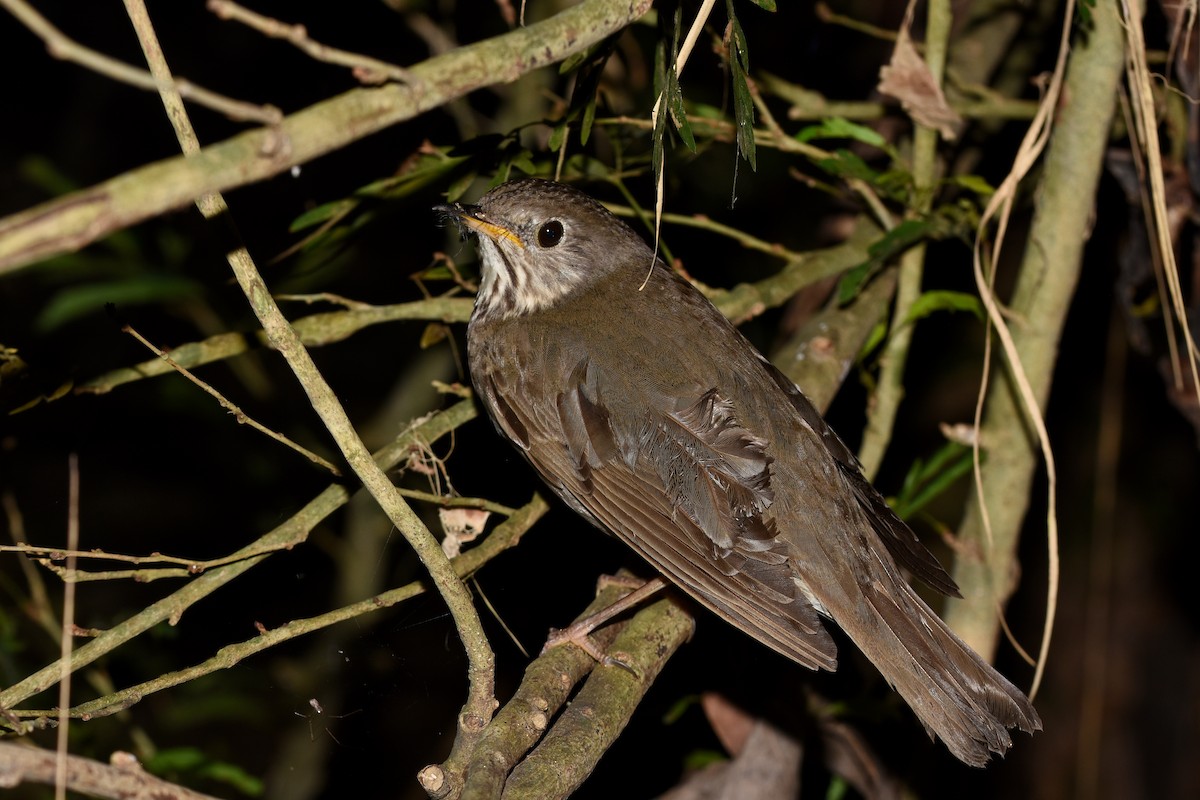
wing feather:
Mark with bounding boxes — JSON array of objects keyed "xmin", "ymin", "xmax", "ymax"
[
  {"xmin": 539, "ymin": 360, "xmax": 837, "ymax": 669},
  {"xmin": 760, "ymin": 358, "xmax": 961, "ymax": 597},
  {"xmin": 476, "ymin": 348, "xmax": 837, "ymax": 670}
]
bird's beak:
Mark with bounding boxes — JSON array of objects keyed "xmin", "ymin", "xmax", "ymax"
[{"xmin": 434, "ymin": 203, "xmax": 524, "ymax": 250}]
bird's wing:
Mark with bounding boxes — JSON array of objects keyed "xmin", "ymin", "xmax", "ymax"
[
  {"xmin": 759, "ymin": 358, "xmax": 961, "ymax": 598},
  {"xmin": 476, "ymin": 355, "xmax": 838, "ymax": 670}
]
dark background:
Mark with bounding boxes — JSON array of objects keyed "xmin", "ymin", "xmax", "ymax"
[{"xmin": 2, "ymin": 1, "xmax": 1197, "ymax": 798}]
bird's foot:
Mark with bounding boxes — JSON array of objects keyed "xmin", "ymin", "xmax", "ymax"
[{"xmin": 540, "ymin": 576, "xmax": 668, "ymax": 675}]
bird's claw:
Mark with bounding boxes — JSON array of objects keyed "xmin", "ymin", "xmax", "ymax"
[{"xmin": 542, "ymin": 625, "xmax": 640, "ymax": 676}]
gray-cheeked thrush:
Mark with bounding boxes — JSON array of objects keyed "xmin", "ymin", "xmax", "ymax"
[{"xmin": 436, "ymin": 177, "xmax": 1040, "ymax": 766}]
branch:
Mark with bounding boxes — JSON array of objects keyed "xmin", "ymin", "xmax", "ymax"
[
  {"xmin": 0, "ymin": 742, "xmax": 221, "ymax": 800},
  {"xmin": 75, "ymin": 295, "xmax": 473, "ymax": 395},
  {"xmin": 445, "ymin": 579, "xmax": 634, "ymax": 800},
  {"xmin": 5, "ymin": 495, "xmax": 547, "ymax": 723},
  {"xmin": 499, "ymin": 595, "xmax": 694, "ymax": 799},
  {"xmin": 0, "ymin": 0, "xmax": 281, "ymax": 125},
  {"xmin": 944, "ymin": 0, "xmax": 1124, "ymax": 664},
  {"xmin": 0, "ymin": 399, "xmax": 476, "ymax": 715},
  {"xmin": 71, "ymin": 228, "xmax": 878, "ymax": 401},
  {"xmin": 772, "ymin": 267, "xmax": 899, "ymax": 415},
  {"xmin": 207, "ymin": 0, "xmax": 414, "ymax": 84},
  {"xmin": 857, "ymin": 0, "xmax": 953, "ymax": 480},
  {"xmin": 421, "ymin": 580, "xmax": 695, "ymax": 799},
  {"xmin": 0, "ymin": 0, "xmax": 655, "ymax": 275}
]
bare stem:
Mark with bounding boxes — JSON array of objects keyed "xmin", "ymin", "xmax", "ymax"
[{"xmin": 857, "ymin": 0, "xmax": 952, "ymax": 480}]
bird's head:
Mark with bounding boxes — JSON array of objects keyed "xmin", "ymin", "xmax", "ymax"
[{"xmin": 436, "ymin": 178, "xmax": 651, "ymax": 321}]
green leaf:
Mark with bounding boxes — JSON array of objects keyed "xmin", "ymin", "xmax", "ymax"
[
  {"xmin": 836, "ymin": 261, "xmax": 875, "ymax": 303},
  {"xmin": 581, "ymin": 90, "xmax": 599, "ymax": 146},
  {"xmin": 289, "ymin": 147, "xmax": 471, "ymax": 234},
  {"xmin": 420, "ymin": 322, "xmax": 450, "ymax": 348},
  {"xmin": 948, "ymin": 173, "xmax": 995, "ymax": 196},
  {"xmin": 858, "ymin": 318, "xmax": 888, "ymax": 362},
  {"xmin": 290, "ymin": 198, "xmax": 356, "ymax": 232},
  {"xmin": 744, "ymin": 0, "xmax": 777, "ymax": 9},
  {"xmin": 445, "ymin": 170, "xmax": 478, "ymax": 203},
  {"xmin": 547, "ymin": 121, "xmax": 568, "ymax": 153},
  {"xmin": 891, "ymin": 441, "xmax": 974, "ymax": 520},
  {"xmin": 35, "ymin": 275, "xmax": 203, "ymax": 332},
  {"xmin": 652, "ymin": 10, "xmax": 674, "ymax": 183},
  {"xmin": 900, "ymin": 290, "xmax": 984, "ymax": 326},
  {"xmin": 147, "ymin": 747, "xmax": 206, "ymax": 771},
  {"xmin": 825, "ymin": 775, "xmax": 850, "ymax": 800},
  {"xmin": 661, "ymin": 693, "xmax": 702, "ymax": 724},
  {"xmin": 667, "ymin": 68, "xmax": 696, "ymax": 151},
  {"xmin": 201, "ymin": 761, "xmax": 264, "ymax": 796},
  {"xmin": 683, "ymin": 749, "xmax": 731, "ymax": 771},
  {"xmin": 147, "ymin": 747, "xmax": 264, "ymax": 797},
  {"xmin": 687, "ymin": 101, "xmax": 725, "ymax": 119},
  {"xmin": 797, "ymin": 117, "xmax": 887, "ymax": 148},
  {"xmin": 837, "ymin": 219, "xmax": 931, "ymax": 303},
  {"xmin": 816, "ymin": 149, "xmax": 880, "ymax": 182},
  {"xmin": 417, "ymin": 264, "xmax": 454, "ymax": 280},
  {"xmin": 560, "ymin": 46, "xmax": 593, "ymax": 75},
  {"xmin": 727, "ymin": 0, "xmax": 757, "ymax": 170},
  {"xmin": 868, "ymin": 218, "xmax": 930, "ymax": 258},
  {"xmin": 508, "ymin": 151, "xmax": 538, "ymax": 175},
  {"xmin": 19, "ymin": 154, "xmax": 81, "ymax": 196}
]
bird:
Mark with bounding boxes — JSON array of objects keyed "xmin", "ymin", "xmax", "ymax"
[{"xmin": 435, "ymin": 177, "xmax": 1040, "ymax": 766}]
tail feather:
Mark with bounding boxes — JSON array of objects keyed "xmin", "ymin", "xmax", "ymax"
[{"xmin": 856, "ymin": 580, "xmax": 1041, "ymax": 767}]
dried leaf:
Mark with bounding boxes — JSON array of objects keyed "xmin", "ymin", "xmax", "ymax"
[
  {"xmin": 419, "ymin": 322, "xmax": 449, "ymax": 349},
  {"xmin": 660, "ymin": 692, "xmax": 801, "ymax": 800},
  {"xmin": 439, "ymin": 507, "xmax": 491, "ymax": 558},
  {"xmin": 701, "ymin": 692, "xmax": 755, "ymax": 755},
  {"xmin": 877, "ymin": 28, "xmax": 961, "ymax": 140}
]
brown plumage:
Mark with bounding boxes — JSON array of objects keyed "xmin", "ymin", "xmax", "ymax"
[{"xmin": 437, "ymin": 177, "xmax": 1040, "ymax": 766}]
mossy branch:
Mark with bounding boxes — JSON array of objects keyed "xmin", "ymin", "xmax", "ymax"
[{"xmin": 943, "ymin": 0, "xmax": 1125, "ymax": 663}]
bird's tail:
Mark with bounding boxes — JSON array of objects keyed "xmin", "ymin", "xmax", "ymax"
[{"xmin": 850, "ymin": 580, "xmax": 1042, "ymax": 767}]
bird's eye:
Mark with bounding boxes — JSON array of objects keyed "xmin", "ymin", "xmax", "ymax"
[{"xmin": 537, "ymin": 220, "xmax": 564, "ymax": 248}]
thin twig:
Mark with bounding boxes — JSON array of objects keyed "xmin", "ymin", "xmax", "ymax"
[
  {"xmin": 123, "ymin": 324, "xmax": 342, "ymax": 476},
  {"xmin": 6, "ymin": 495, "xmax": 547, "ymax": 725},
  {"xmin": 814, "ymin": 1, "xmax": 902, "ymax": 42},
  {"xmin": 122, "ymin": 0, "xmax": 498, "ymax": 752},
  {"xmin": 856, "ymin": 0, "xmax": 946, "ymax": 480},
  {"xmin": 0, "ymin": 0, "xmax": 281, "ymax": 125},
  {"xmin": 274, "ymin": 292, "xmax": 377, "ymax": 310},
  {"xmin": 2, "ymin": 492, "xmax": 60, "ymax": 638},
  {"xmin": 0, "ymin": 399, "xmax": 477, "ymax": 719},
  {"xmin": 54, "ymin": 453, "xmax": 79, "ymax": 800},
  {"xmin": 1121, "ymin": 0, "xmax": 1200, "ymax": 400},
  {"xmin": 0, "ymin": 483, "xmax": 517, "ymax": 581},
  {"xmin": 605, "ymin": 203, "xmax": 805, "ymax": 261},
  {"xmin": 207, "ymin": 0, "xmax": 416, "ymax": 85}
]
